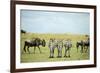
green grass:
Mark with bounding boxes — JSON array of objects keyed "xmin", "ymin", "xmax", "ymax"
[{"xmin": 20, "ymin": 33, "xmax": 89, "ymax": 63}]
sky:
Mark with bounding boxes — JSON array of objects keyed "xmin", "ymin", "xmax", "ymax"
[{"xmin": 20, "ymin": 10, "xmax": 90, "ymax": 35}]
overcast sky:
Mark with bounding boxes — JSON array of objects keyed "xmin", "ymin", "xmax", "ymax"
[{"xmin": 20, "ymin": 10, "xmax": 90, "ymax": 35}]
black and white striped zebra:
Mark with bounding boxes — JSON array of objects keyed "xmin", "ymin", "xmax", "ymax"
[
  {"xmin": 48, "ymin": 39, "xmax": 63, "ymax": 58},
  {"xmin": 48, "ymin": 38, "xmax": 57, "ymax": 58},
  {"xmin": 64, "ymin": 39, "xmax": 72, "ymax": 57},
  {"xmin": 56, "ymin": 40, "xmax": 63, "ymax": 58}
]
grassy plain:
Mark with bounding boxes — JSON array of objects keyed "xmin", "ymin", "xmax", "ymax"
[{"xmin": 20, "ymin": 33, "xmax": 89, "ymax": 63}]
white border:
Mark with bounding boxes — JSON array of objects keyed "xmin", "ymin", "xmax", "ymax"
[{"xmin": 16, "ymin": 4, "xmax": 94, "ymax": 69}]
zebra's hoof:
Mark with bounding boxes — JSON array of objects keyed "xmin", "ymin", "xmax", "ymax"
[
  {"xmin": 49, "ymin": 56, "xmax": 54, "ymax": 58},
  {"xmin": 64, "ymin": 55, "xmax": 67, "ymax": 57}
]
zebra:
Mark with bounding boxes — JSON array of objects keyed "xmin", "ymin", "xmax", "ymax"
[
  {"xmin": 48, "ymin": 38, "xmax": 57, "ymax": 58},
  {"xmin": 48, "ymin": 39, "xmax": 63, "ymax": 58},
  {"xmin": 56, "ymin": 40, "xmax": 63, "ymax": 58},
  {"xmin": 64, "ymin": 39, "xmax": 72, "ymax": 57}
]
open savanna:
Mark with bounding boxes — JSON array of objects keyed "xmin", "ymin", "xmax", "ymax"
[{"xmin": 20, "ymin": 33, "xmax": 89, "ymax": 63}]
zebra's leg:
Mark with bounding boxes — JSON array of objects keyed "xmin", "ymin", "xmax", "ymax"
[
  {"xmin": 49, "ymin": 48, "xmax": 52, "ymax": 58},
  {"xmin": 52, "ymin": 48, "xmax": 54, "ymax": 58},
  {"xmin": 59, "ymin": 48, "xmax": 62, "ymax": 58},
  {"xmin": 64, "ymin": 48, "xmax": 67, "ymax": 57},
  {"xmin": 57, "ymin": 48, "xmax": 60, "ymax": 58},
  {"xmin": 66, "ymin": 47, "xmax": 70, "ymax": 57},
  {"xmin": 49, "ymin": 47, "xmax": 53, "ymax": 58},
  {"xmin": 68, "ymin": 48, "xmax": 70, "ymax": 57},
  {"xmin": 49, "ymin": 48, "xmax": 51, "ymax": 58},
  {"xmin": 38, "ymin": 46, "xmax": 42, "ymax": 53},
  {"xmin": 57, "ymin": 47, "xmax": 62, "ymax": 58}
]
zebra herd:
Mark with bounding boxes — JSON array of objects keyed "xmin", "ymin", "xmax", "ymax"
[
  {"xmin": 48, "ymin": 38, "xmax": 72, "ymax": 58},
  {"xmin": 48, "ymin": 38, "xmax": 89, "ymax": 58}
]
